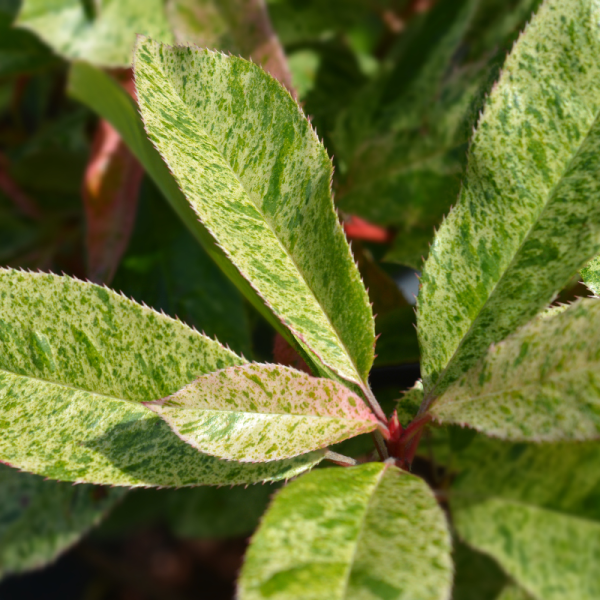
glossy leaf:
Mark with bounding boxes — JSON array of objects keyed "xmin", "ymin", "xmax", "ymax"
[
  {"xmin": 0, "ymin": 269, "xmax": 323, "ymax": 485},
  {"xmin": 68, "ymin": 59, "xmax": 319, "ymax": 371},
  {"xmin": 431, "ymin": 299, "xmax": 600, "ymax": 441},
  {"xmin": 17, "ymin": 0, "xmax": 173, "ymax": 67},
  {"xmin": 0, "ymin": 464, "xmax": 124, "ymax": 579},
  {"xmin": 451, "ymin": 437, "xmax": 600, "ymax": 600},
  {"xmin": 146, "ymin": 364, "xmax": 378, "ymax": 462},
  {"xmin": 418, "ymin": 0, "xmax": 600, "ymax": 404},
  {"xmin": 239, "ymin": 462, "xmax": 452, "ymax": 600},
  {"xmin": 581, "ymin": 254, "xmax": 600, "ymax": 295},
  {"xmin": 134, "ymin": 39, "xmax": 375, "ymax": 390}
]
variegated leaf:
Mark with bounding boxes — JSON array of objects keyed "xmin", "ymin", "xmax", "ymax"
[
  {"xmin": 67, "ymin": 60, "xmax": 331, "ymax": 381},
  {"xmin": 418, "ymin": 0, "xmax": 600, "ymax": 406},
  {"xmin": 17, "ymin": 0, "xmax": 173, "ymax": 67},
  {"xmin": 581, "ymin": 254, "xmax": 600, "ymax": 295},
  {"xmin": 431, "ymin": 299, "xmax": 600, "ymax": 441},
  {"xmin": 133, "ymin": 39, "xmax": 375, "ymax": 394},
  {"xmin": 0, "ymin": 269, "xmax": 323, "ymax": 485},
  {"xmin": 451, "ymin": 437, "xmax": 600, "ymax": 600},
  {"xmin": 145, "ymin": 364, "xmax": 378, "ymax": 462},
  {"xmin": 238, "ymin": 462, "xmax": 453, "ymax": 600},
  {"xmin": 0, "ymin": 464, "xmax": 124, "ymax": 579}
]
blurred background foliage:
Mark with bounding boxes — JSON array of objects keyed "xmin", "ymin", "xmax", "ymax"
[{"xmin": 0, "ymin": 0, "xmax": 589, "ymax": 598}]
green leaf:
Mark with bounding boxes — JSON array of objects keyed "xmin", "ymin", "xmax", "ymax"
[
  {"xmin": 67, "ymin": 60, "xmax": 321, "ymax": 373},
  {"xmin": 581, "ymin": 254, "xmax": 600, "ymax": 295},
  {"xmin": 0, "ymin": 464, "xmax": 124, "ymax": 579},
  {"xmin": 112, "ymin": 177, "xmax": 251, "ymax": 357},
  {"xmin": 238, "ymin": 462, "xmax": 452, "ymax": 600},
  {"xmin": 146, "ymin": 364, "xmax": 378, "ymax": 462},
  {"xmin": 450, "ymin": 437, "xmax": 600, "ymax": 600},
  {"xmin": 418, "ymin": 0, "xmax": 600, "ymax": 403},
  {"xmin": 0, "ymin": 28, "xmax": 59, "ymax": 77},
  {"xmin": 496, "ymin": 586, "xmax": 534, "ymax": 600},
  {"xmin": 0, "ymin": 269, "xmax": 323, "ymax": 486},
  {"xmin": 17, "ymin": 0, "xmax": 173, "ymax": 67},
  {"xmin": 431, "ymin": 298, "xmax": 600, "ymax": 441},
  {"xmin": 134, "ymin": 40, "xmax": 375, "ymax": 391}
]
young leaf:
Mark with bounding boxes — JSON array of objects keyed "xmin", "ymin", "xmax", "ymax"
[
  {"xmin": 67, "ymin": 60, "xmax": 322, "ymax": 374},
  {"xmin": 238, "ymin": 462, "xmax": 452, "ymax": 600},
  {"xmin": 17, "ymin": 0, "xmax": 173, "ymax": 67},
  {"xmin": 0, "ymin": 269, "xmax": 323, "ymax": 485},
  {"xmin": 418, "ymin": 0, "xmax": 600, "ymax": 404},
  {"xmin": 431, "ymin": 299, "xmax": 600, "ymax": 441},
  {"xmin": 581, "ymin": 254, "xmax": 600, "ymax": 295},
  {"xmin": 133, "ymin": 39, "xmax": 375, "ymax": 392},
  {"xmin": 0, "ymin": 464, "xmax": 125, "ymax": 579},
  {"xmin": 451, "ymin": 437, "xmax": 600, "ymax": 600},
  {"xmin": 145, "ymin": 364, "xmax": 378, "ymax": 462}
]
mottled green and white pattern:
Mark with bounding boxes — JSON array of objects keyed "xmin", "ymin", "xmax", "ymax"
[
  {"xmin": 146, "ymin": 364, "xmax": 377, "ymax": 462},
  {"xmin": 581, "ymin": 254, "xmax": 600, "ymax": 295},
  {"xmin": 0, "ymin": 269, "xmax": 323, "ymax": 485},
  {"xmin": 18, "ymin": 0, "xmax": 173, "ymax": 67},
  {"xmin": 431, "ymin": 299, "xmax": 600, "ymax": 441},
  {"xmin": 239, "ymin": 463, "xmax": 452, "ymax": 600},
  {"xmin": 451, "ymin": 438, "xmax": 600, "ymax": 600},
  {"xmin": 134, "ymin": 39, "xmax": 375, "ymax": 387},
  {"xmin": 0, "ymin": 465, "xmax": 124, "ymax": 579},
  {"xmin": 418, "ymin": 0, "xmax": 600, "ymax": 404}
]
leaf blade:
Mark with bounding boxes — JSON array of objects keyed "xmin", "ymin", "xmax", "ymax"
[
  {"xmin": 0, "ymin": 464, "xmax": 124, "ymax": 579},
  {"xmin": 431, "ymin": 299, "xmax": 600, "ymax": 441},
  {"xmin": 133, "ymin": 39, "xmax": 375, "ymax": 388},
  {"xmin": 418, "ymin": 0, "xmax": 600, "ymax": 402},
  {"xmin": 146, "ymin": 363, "xmax": 378, "ymax": 462},
  {"xmin": 238, "ymin": 463, "xmax": 452, "ymax": 600},
  {"xmin": 0, "ymin": 269, "xmax": 323, "ymax": 485}
]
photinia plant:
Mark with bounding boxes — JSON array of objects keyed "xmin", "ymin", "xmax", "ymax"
[{"xmin": 1, "ymin": 0, "xmax": 600, "ymax": 597}]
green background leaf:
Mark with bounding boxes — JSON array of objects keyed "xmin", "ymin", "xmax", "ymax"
[{"xmin": 0, "ymin": 464, "xmax": 124, "ymax": 579}]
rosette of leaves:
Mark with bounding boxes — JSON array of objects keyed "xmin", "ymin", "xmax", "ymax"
[{"xmin": 2, "ymin": 0, "xmax": 600, "ymax": 596}]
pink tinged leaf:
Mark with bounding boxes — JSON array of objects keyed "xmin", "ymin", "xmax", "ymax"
[
  {"xmin": 83, "ymin": 69, "xmax": 144, "ymax": 284},
  {"xmin": 144, "ymin": 363, "xmax": 379, "ymax": 462}
]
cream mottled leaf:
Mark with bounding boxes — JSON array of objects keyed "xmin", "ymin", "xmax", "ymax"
[
  {"xmin": 581, "ymin": 254, "xmax": 600, "ymax": 295},
  {"xmin": 67, "ymin": 61, "xmax": 307, "ymax": 362},
  {"xmin": 418, "ymin": 0, "xmax": 600, "ymax": 405},
  {"xmin": 0, "ymin": 464, "xmax": 125, "ymax": 579},
  {"xmin": 146, "ymin": 364, "xmax": 378, "ymax": 462},
  {"xmin": 431, "ymin": 299, "xmax": 600, "ymax": 441},
  {"xmin": 134, "ymin": 39, "xmax": 375, "ymax": 390},
  {"xmin": 451, "ymin": 437, "xmax": 600, "ymax": 600},
  {"xmin": 239, "ymin": 463, "xmax": 452, "ymax": 600},
  {"xmin": 0, "ymin": 269, "xmax": 324, "ymax": 486},
  {"xmin": 17, "ymin": 0, "xmax": 173, "ymax": 67}
]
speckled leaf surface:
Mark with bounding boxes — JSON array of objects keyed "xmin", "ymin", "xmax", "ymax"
[
  {"xmin": 17, "ymin": 0, "xmax": 173, "ymax": 67},
  {"xmin": 418, "ymin": 0, "xmax": 600, "ymax": 404},
  {"xmin": 239, "ymin": 463, "xmax": 452, "ymax": 600},
  {"xmin": 431, "ymin": 299, "xmax": 600, "ymax": 441},
  {"xmin": 146, "ymin": 364, "xmax": 377, "ymax": 462},
  {"xmin": 581, "ymin": 254, "xmax": 600, "ymax": 295},
  {"xmin": 134, "ymin": 39, "xmax": 375, "ymax": 388},
  {"xmin": 451, "ymin": 437, "xmax": 600, "ymax": 600},
  {"xmin": 0, "ymin": 269, "xmax": 324, "ymax": 485},
  {"xmin": 0, "ymin": 464, "xmax": 124, "ymax": 579}
]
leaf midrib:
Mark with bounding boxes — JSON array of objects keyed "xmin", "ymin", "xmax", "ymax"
[
  {"xmin": 423, "ymin": 106, "xmax": 600, "ymax": 410},
  {"xmin": 151, "ymin": 49, "xmax": 365, "ymax": 386},
  {"xmin": 338, "ymin": 464, "xmax": 388, "ymax": 599}
]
